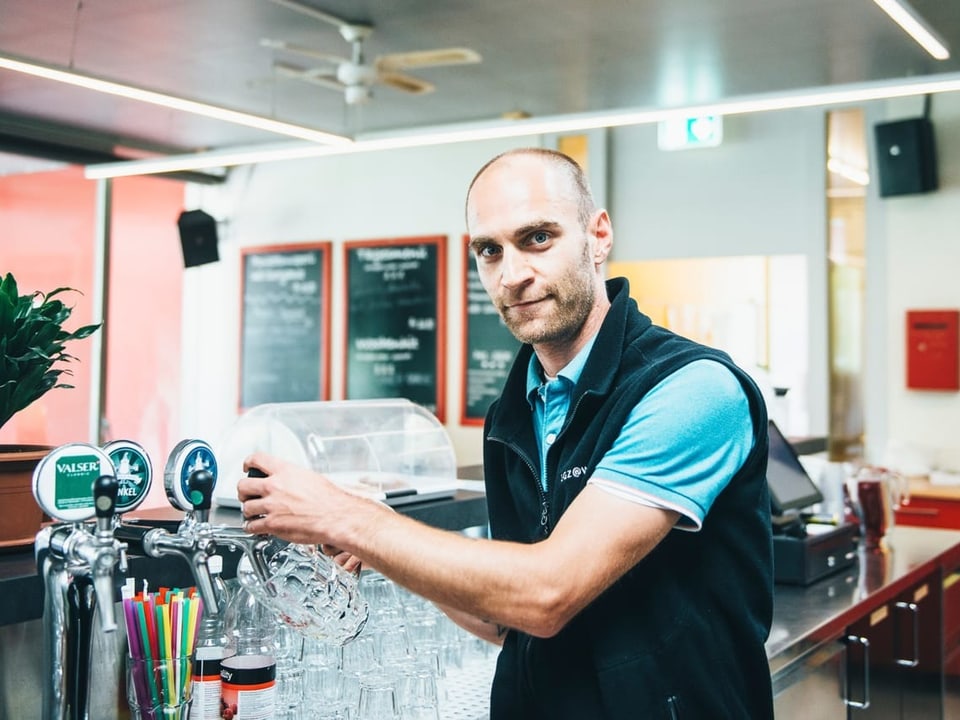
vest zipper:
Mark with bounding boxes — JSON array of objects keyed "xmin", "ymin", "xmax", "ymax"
[{"xmin": 488, "ymin": 436, "xmax": 551, "ymax": 537}]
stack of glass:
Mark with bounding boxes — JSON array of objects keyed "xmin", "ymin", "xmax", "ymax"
[{"xmin": 260, "ymin": 570, "xmax": 496, "ymax": 720}]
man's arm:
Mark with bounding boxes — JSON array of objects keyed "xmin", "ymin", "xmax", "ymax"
[
  {"xmin": 239, "ymin": 454, "xmax": 677, "ymax": 639},
  {"xmin": 433, "ymin": 602, "xmax": 509, "ymax": 646}
]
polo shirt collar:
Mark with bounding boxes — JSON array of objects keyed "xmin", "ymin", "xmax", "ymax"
[{"xmin": 525, "ymin": 333, "xmax": 599, "ymax": 409}]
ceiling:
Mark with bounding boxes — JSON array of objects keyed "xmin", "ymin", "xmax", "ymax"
[{"xmin": 1, "ymin": 0, "xmax": 959, "ymax": 178}]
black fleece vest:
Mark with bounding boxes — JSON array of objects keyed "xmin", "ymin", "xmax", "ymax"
[{"xmin": 482, "ymin": 278, "xmax": 774, "ymax": 720}]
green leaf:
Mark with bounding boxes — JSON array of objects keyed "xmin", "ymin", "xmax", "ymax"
[{"xmin": 0, "ymin": 273, "xmax": 101, "ymax": 430}]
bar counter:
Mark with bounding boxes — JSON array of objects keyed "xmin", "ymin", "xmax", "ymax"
[{"xmin": 2, "ymin": 502, "xmax": 960, "ymax": 719}]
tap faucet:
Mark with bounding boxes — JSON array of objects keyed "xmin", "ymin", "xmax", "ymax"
[
  {"xmin": 208, "ymin": 467, "xmax": 278, "ymax": 595},
  {"xmin": 115, "ymin": 468, "xmax": 223, "ymax": 615}
]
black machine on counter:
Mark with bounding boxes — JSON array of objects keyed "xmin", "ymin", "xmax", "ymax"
[{"xmin": 766, "ymin": 420, "xmax": 859, "ymax": 586}]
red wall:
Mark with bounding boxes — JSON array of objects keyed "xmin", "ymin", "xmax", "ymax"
[
  {"xmin": 1, "ymin": 167, "xmax": 99, "ymax": 444},
  {"xmin": 1, "ymin": 168, "xmax": 184, "ymax": 508}
]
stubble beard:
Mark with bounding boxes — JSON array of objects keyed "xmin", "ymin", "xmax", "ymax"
[{"xmin": 498, "ymin": 249, "xmax": 598, "ymax": 346}]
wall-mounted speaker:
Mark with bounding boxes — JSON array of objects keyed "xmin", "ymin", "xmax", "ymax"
[
  {"xmin": 177, "ymin": 209, "xmax": 220, "ymax": 267},
  {"xmin": 873, "ymin": 117, "xmax": 938, "ymax": 198}
]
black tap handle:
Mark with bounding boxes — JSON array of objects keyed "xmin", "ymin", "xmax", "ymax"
[
  {"xmin": 247, "ymin": 467, "xmax": 267, "ymax": 478},
  {"xmin": 93, "ymin": 475, "xmax": 118, "ymax": 520},
  {"xmin": 112, "ymin": 524, "xmax": 152, "ymax": 549},
  {"xmin": 67, "ymin": 576, "xmax": 96, "ymax": 720},
  {"xmin": 188, "ymin": 469, "xmax": 216, "ymax": 511}
]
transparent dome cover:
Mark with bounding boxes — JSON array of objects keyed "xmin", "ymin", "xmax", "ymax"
[{"xmin": 213, "ymin": 398, "xmax": 458, "ymax": 508}]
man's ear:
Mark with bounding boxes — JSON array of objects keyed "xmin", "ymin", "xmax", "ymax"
[{"xmin": 590, "ymin": 209, "xmax": 613, "ymax": 264}]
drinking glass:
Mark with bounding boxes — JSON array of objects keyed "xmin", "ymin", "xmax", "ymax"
[
  {"xmin": 359, "ymin": 571, "xmax": 403, "ymax": 629},
  {"xmin": 397, "ymin": 667, "xmax": 440, "ymax": 720},
  {"xmin": 303, "ymin": 659, "xmax": 344, "ymax": 705},
  {"xmin": 357, "ymin": 675, "xmax": 401, "ymax": 720},
  {"xmin": 125, "ymin": 655, "xmax": 193, "ymax": 720},
  {"xmin": 236, "ymin": 542, "xmax": 369, "ymax": 644}
]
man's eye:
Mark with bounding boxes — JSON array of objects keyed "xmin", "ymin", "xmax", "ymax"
[
  {"xmin": 530, "ymin": 231, "xmax": 549, "ymax": 245},
  {"xmin": 476, "ymin": 244, "xmax": 500, "ymax": 258}
]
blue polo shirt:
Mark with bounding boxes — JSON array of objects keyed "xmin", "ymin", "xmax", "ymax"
[{"xmin": 526, "ymin": 338, "xmax": 753, "ymax": 530}]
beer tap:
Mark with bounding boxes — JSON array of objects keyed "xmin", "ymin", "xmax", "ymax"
[
  {"xmin": 207, "ymin": 467, "xmax": 278, "ymax": 597},
  {"xmin": 33, "ymin": 443, "xmax": 128, "ymax": 720},
  {"xmin": 114, "ymin": 439, "xmax": 224, "ymax": 615}
]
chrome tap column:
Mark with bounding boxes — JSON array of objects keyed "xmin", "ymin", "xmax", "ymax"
[{"xmin": 33, "ymin": 443, "xmax": 128, "ymax": 720}]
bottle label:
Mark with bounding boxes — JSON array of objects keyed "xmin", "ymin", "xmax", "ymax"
[
  {"xmin": 193, "ymin": 654, "xmax": 223, "ymax": 681},
  {"xmin": 220, "ymin": 655, "xmax": 276, "ymax": 720},
  {"xmin": 189, "ymin": 675, "xmax": 221, "ymax": 720}
]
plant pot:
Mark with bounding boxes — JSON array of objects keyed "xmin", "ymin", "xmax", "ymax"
[{"xmin": 0, "ymin": 444, "xmax": 51, "ymax": 549}]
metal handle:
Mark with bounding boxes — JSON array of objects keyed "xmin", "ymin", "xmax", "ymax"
[
  {"xmin": 113, "ymin": 523, "xmax": 152, "ymax": 547},
  {"xmin": 92, "ymin": 474, "xmax": 118, "ymax": 533},
  {"xmin": 844, "ymin": 634, "xmax": 871, "ymax": 709},
  {"xmin": 894, "ymin": 601, "xmax": 920, "ymax": 667},
  {"xmin": 188, "ymin": 468, "xmax": 216, "ymax": 523}
]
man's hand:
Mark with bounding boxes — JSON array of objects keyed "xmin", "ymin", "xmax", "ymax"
[{"xmin": 237, "ymin": 452, "xmax": 385, "ymax": 548}]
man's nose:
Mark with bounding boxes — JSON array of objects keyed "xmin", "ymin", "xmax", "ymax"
[{"xmin": 500, "ymin": 247, "xmax": 533, "ymax": 287}]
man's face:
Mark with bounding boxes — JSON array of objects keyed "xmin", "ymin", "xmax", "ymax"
[{"xmin": 466, "ymin": 155, "xmax": 601, "ymax": 346}]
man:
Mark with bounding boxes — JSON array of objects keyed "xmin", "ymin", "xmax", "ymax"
[{"xmin": 239, "ymin": 148, "xmax": 774, "ymax": 719}]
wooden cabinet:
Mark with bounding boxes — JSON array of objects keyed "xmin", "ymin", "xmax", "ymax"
[
  {"xmin": 896, "ymin": 496, "xmax": 960, "ymax": 529},
  {"xmin": 772, "ymin": 570, "xmax": 943, "ymax": 719},
  {"xmin": 895, "ymin": 481, "xmax": 960, "ymax": 529},
  {"xmin": 944, "ymin": 562, "xmax": 960, "ymax": 719},
  {"xmin": 845, "ymin": 571, "xmax": 942, "ymax": 719}
]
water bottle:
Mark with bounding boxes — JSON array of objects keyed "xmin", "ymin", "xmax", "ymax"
[
  {"xmin": 190, "ymin": 555, "xmax": 231, "ymax": 720},
  {"xmin": 220, "ymin": 579, "xmax": 277, "ymax": 720}
]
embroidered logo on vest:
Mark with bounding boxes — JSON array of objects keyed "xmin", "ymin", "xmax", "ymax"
[{"xmin": 559, "ymin": 465, "xmax": 588, "ymax": 483}]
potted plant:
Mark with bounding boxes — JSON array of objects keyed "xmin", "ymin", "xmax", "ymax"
[{"xmin": 0, "ymin": 272, "xmax": 101, "ymax": 546}]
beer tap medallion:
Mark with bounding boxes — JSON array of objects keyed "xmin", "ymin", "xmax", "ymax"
[
  {"xmin": 164, "ymin": 439, "xmax": 218, "ymax": 512},
  {"xmin": 31, "ymin": 443, "xmax": 114, "ymax": 523},
  {"xmin": 103, "ymin": 440, "xmax": 152, "ymax": 513}
]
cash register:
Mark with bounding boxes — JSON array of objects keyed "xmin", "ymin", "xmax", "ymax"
[{"xmin": 766, "ymin": 419, "xmax": 859, "ymax": 586}]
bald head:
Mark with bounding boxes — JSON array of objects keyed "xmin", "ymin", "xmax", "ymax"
[{"xmin": 465, "ymin": 148, "xmax": 597, "ymax": 231}]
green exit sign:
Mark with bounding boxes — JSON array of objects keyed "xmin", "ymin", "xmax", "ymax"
[{"xmin": 657, "ymin": 115, "xmax": 723, "ymax": 151}]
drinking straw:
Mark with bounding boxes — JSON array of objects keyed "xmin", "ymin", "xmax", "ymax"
[
  {"xmin": 170, "ymin": 598, "xmax": 180, "ymax": 697},
  {"xmin": 180, "ymin": 597, "xmax": 196, "ymax": 701},
  {"xmin": 155, "ymin": 603, "xmax": 172, "ymax": 708},
  {"xmin": 135, "ymin": 600, "xmax": 161, "ymax": 713},
  {"xmin": 144, "ymin": 595, "xmax": 159, "ymax": 660},
  {"xmin": 123, "ymin": 599, "xmax": 151, "ymax": 711}
]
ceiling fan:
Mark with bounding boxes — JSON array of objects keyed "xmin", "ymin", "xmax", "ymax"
[{"xmin": 263, "ymin": 0, "xmax": 482, "ymax": 105}]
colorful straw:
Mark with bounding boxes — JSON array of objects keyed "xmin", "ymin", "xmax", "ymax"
[{"xmin": 122, "ymin": 586, "xmax": 203, "ymax": 720}]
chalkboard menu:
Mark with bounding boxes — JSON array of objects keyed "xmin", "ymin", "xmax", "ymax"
[
  {"xmin": 239, "ymin": 243, "xmax": 330, "ymax": 408},
  {"xmin": 344, "ymin": 236, "xmax": 446, "ymax": 420},
  {"xmin": 461, "ymin": 237, "xmax": 522, "ymax": 425}
]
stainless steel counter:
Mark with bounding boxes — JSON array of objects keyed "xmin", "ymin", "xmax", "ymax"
[{"xmin": 768, "ymin": 525, "xmax": 960, "ymax": 683}]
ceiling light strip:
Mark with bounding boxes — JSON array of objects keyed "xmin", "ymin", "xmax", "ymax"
[
  {"xmin": 84, "ymin": 72, "xmax": 960, "ymax": 180},
  {"xmin": 872, "ymin": 0, "xmax": 950, "ymax": 60},
  {"xmin": 0, "ymin": 54, "xmax": 351, "ymax": 146}
]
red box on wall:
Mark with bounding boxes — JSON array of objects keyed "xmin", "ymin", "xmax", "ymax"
[{"xmin": 906, "ymin": 310, "xmax": 960, "ymax": 391}]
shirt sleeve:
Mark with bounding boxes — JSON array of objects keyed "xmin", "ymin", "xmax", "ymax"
[{"xmin": 588, "ymin": 359, "xmax": 755, "ymax": 531}]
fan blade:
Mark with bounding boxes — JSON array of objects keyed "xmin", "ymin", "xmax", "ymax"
[
  {"xmin": 376, "ymin": 47, "xmax": 481, "ymax": 71},
  {"xmin": 261, "ymin": 38, "xmax": 348, "ymax": 65},
  {"xmin": 377, "ymin": 71, "xmax": 435, "ymax": 95},
  {"xmin": 267, "ymin": 0, "xmax": 353, "ymax": 31},
  {"xmin": 273, "ymin": 61, "xmax": 345, "ymax": 92}
]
